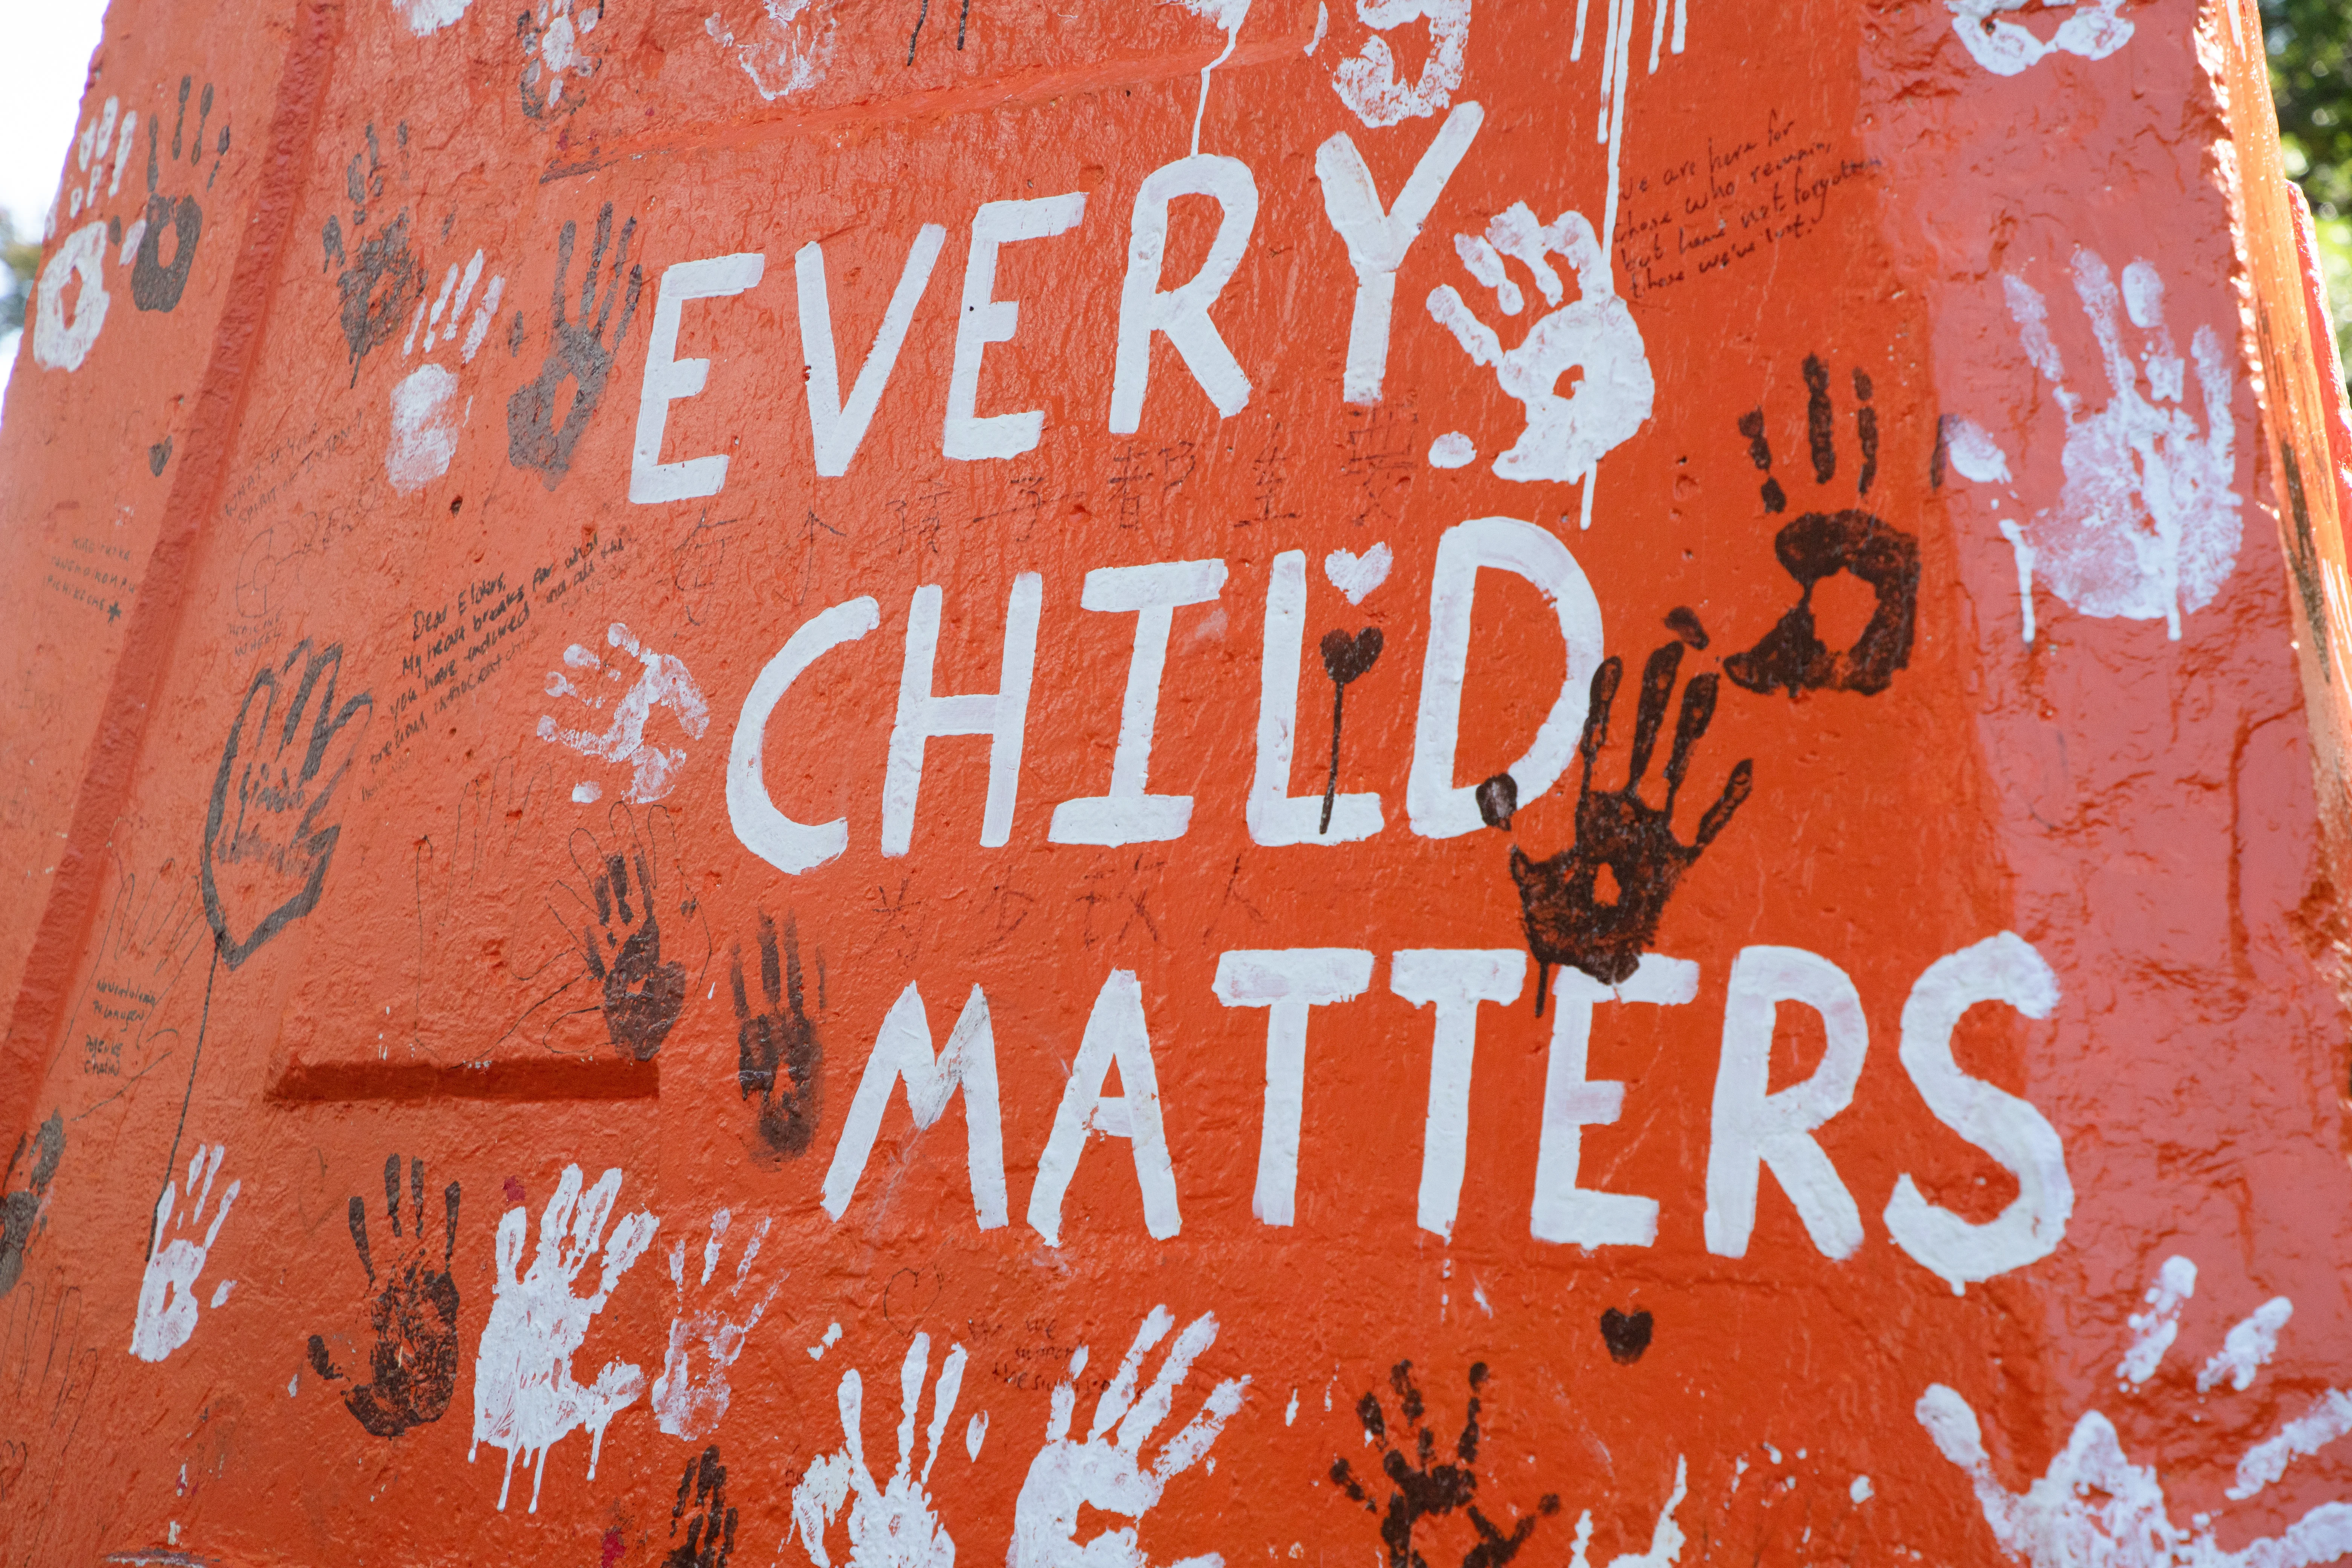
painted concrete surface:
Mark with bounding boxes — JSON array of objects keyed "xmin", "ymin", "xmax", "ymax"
[{"xmin": 4, "ymin": 0, "xmax": 2352, "ymax": 1562}]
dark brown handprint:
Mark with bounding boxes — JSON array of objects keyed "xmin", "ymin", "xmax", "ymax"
[
  {"xmin": 1331, "ymin": 1361, "xmax": 1558, "ymax": 1568},
  {"xmin": 552, "ymin": 803, "xmax": 706, "ymax": 1060},
  {"xmin": 666, "ymin": 1444, "xmax": 737, "ymax": 1568},
  {"xmin": 508, "ymin": 202, "xmax": 643, "ymax": 486},
  {"xmin": 0, "ymin": 1115, "xmax": 63, "ymax": 1299},
  {"xmin": 130, "ymin": 75, "xmax": 229, "ymax": 315},
  {"xmin": 307, "ymin": 1155, "xmax": 461, "ymax": 1438},
  {"xmin": 201, "ymin": 640, "xmax": 374, "ymax": 969},
  {"xmin": 1723, "ymin": 356, "xmax": 1921, "ymax": 698},
  {"xmin": 320, "ymin": 123, "xmax": 426, "ymax": 386},
  {"xmin": 1319, "ymin": 627, "xmax": 1383, "ymax": 836},
  {"xmin": 733, "ymin": 912, "xmax": 821, "ymax": 1160},
  {"xmin": 1479, "ymin": 630, "xmax": 1751, "ymax": 1011}
]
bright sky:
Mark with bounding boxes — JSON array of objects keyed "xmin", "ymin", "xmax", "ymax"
[{"xmin": 0, "ymin": 0, "xmax": 112, "ymax": 420}]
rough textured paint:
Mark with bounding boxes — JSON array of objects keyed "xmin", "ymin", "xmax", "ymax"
[{"xmin": 4, "ymin": 0, "xmax": 2352, "ymax": 1562}]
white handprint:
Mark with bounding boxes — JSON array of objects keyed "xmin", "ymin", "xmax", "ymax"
[
  {"xmin": 537, "ymin": 622, "xmax": 711, "ymax": 805},
  {"xmin": 1918, "ymin": 1255, "xmax": 2352, "ymax": 1567},
  {"xmin": 1997, "ymin": 250, "xmax": 2239, "ymax": 640},
  {"xmin": 1008, "ymin": 1306, "xmax": 1248, "ymax": 1568},
  {"xmin": 469, "ymin": 1164, "xmax": 660, "ymax": 1512},
  {"xmin": 792, "ymin": 1332, "xmax": 968, "ymax": 1568},
  {"xmin": 651, "ymin": 1208, "xmax": 784, "ymax": 1441},
  {"xmin": 1948, "ymin": 0, "xmax": 2132, "ymax": 77},
  {"xmin": 1426, "ymin": 202, "xmax": 1654, "ymax": 488},
  {"xmin": 386, "ymin": 247, "xmax": 507, "ymax": 493},
  {"xmin": 128, "ymin": 1144, "xmax": 239, "ymax": 1363}
]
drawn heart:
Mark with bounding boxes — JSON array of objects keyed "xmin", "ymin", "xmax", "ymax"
[
  {"xmin": 1600, "ymin": 1307, "xmax": 1653, "ymax": 1365},
  {"xmin": 1324, "ymin": 542, "xmax": 1393, "ymax": 605},
  {"xmin": 883, "ymin": 1266, "xmax": 944, "ymax": 1338},
  {"xmin": 1321, "ymin": 627, "xmax": 1384, "ymax": 688}
]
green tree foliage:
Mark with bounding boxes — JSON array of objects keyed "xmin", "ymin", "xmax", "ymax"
[
  {"xmin": 2265, "ymin": 0, "xmax": 2352, "ymax": 385},
  {"xmin": 0, "ymin": 210, "xmax": 37, "ymax": 335}
]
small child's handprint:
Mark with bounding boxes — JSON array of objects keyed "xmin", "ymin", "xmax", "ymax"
[
  {"xmin": 1919, "ymin": 1254, "xmax": 2350, "ymax": 1566},
  {"xmin": 1425, "ymin": 202, "xmax": 1653, "ymax": 485},
  {"xmin": 549, "ymin": 802, "xmax": 708, "ymax": 1061},
  {"xmin": 1993, "ymin": 249, "xmax": 2239, "ymax": 640},
  {"xmin": 667, "ymin": 1444, "xmax": 739, "ymax": 1568},
  {"xmin": 306, "ymin": 1154, "xmax": 462, "ymax": 1438},
  {"xmin": 733, "ymin": 911, "xmax": 822, "ymax": 1161},
  {"xmin": 791, "ymin": 1331, "xmax": 968, "ymax": 1568},
  {"xmin": 537, "ymin": 622, "xmax": 710, "ymax": 805},
  {"xmin": 1720, "ymin": 357, "xmax": 1920, "ymax": 698},
  {"xmin": 471, "ymin": 1164, "xmax": 660, "ymax": 1511},
  {"xmin": 652, "ymin": 1209, "xmax": 784, "ymax": 1442},
  {"xmin": 202, "ymin": 640, "xmax": 374, "ymax": 969},
  {"xmin": 1479, "ymin": 630, "xmax": 1752, "ymax": 1009},
  {"xmin": 1329, "ymin": 1360, "xmax": 1559, "ymax": 1568},
  {"xmin": 508, "ymin": 201, "xmax": 642, "ymax": 485},
  {"xmin": 130, "ymin": 1144, "xmax": 239, "ymax": 1363},
  {"xmin": 1009, "ymin": 1306, "xmax": 1247, "ymax": 1568}
]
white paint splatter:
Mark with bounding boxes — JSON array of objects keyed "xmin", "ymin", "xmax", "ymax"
[
  {"xmin": 1563, "ymin": 1457, "xmax": 1687, "ymax": 1568},
  {"xmin": 469, "ymin": 1165, "xmax": 659, "ymax": 1513},
  {"xmin": 538, "ymin": 623, "xmax": 710, "ymax": 803},
  {"xmin": 811, "ymin": 1321, "xmax": 844, "ymax": 1360},
  {"xmin": 1429, "ymin": 432, "xmax": 1476, "ymax": 468},
  {"xmin": 1306, "ymin": 0, "xmax": 1327, "ymax": 52},
  {"xmin": 130, "ymin": 1144, "xmax": 239, "ymax": 1363},
  {"xmin": 1852, "ymin": 1475, "xmax": 1873, "ymax": 1503},
  {"xmin": 1323, "ymin": 542, "xmax": 1393, "ymax": 603},
  {"xmin": 2000, "ymin": 251, "xmax": 2239, "ymax": 639},
  {"xmin": 2199, "ymin": 1299, "xmax": 2292, "ymax": 1393},
  {"xmin": 1427, "ymin": 202, "xmax": 1652, "ymax": 487},
  {"xmin": 967, "ymin": 1411, "xmax": 988, "ymax": 1461},
  {"xmin": 1947, "ymin": 0, "xmax": 2133, "ymax": 76},
  {"xmin": 393, "ymin": 0, "xmax": 478, "ymax": 36},
  {"xmin": 706, "ymin": 0, "xmax": 836, "ymax": 100},
  {"xmin": 2118, "ymin": 1256, "xmax": 2196, "ymax": 1386},
  {"xmin": 1944, "ymin": 418, "xmax": 2015, "ymax": 483},
  {"xmin": 1921, "ymin": 1259, "xmax": 2352, "ymax": 1566},
  {"xmin": 1330, "ymin": 0, "xmax": 1471, "ymax": 127},
  {"xmin": 1008, "ymin": 1307, "xmax": 1247, "ymax": 1568},
  {"xmin": 1286, "ymin": 1389, "xmax": 1300, "ymax": 1425},
  {"xmin": 793, "ymin": 1334, "xmax": 966, "ymax": 1568},
  {"xmin": 651, "ymin": 1209, "xmax": 784, "ymax": 1441}
]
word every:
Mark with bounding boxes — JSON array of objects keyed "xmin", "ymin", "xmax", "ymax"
[{"xmin": 824, "ymin": 933, "xmax": 2070, "ymax": 1294}]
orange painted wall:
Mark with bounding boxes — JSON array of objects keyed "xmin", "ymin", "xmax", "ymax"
[{"xmin": 5, "ymin": 0, "xmax": 2352, "ymax": 1563}]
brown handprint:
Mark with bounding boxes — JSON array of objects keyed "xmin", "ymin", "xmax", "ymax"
[
  {"xmin": 508, "ymin": 202, "xmax": 643, "ymax": 486},
  {"xmin": 550, "ymin": 803, "xmax": 707, "ymax": 1060},
  {"xmin": 1479, "ymin": 629, "xmax": 1750, "ymax": 1011},
  {"xmin": 732, "ymin": 911, "xmax": 821, "ymax": 1160},
  {"xmin": 202, "ymin": 640, "xmax": 374, "ymax": 969},
  {"xmin": 306, "ymin": 1154, "xmax": 461, "ymax": 1438},
  {"xmin": 1330, "ymin": 1361, "xmax": 1558, "ymax": 1568}
]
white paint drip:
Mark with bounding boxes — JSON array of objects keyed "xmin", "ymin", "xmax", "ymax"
[
  {"xmin": 651, "ymin": 1209, "xmax": 784, "ymax": 1441},
  {"xmin": 967, "ymin": 1411, "xmax": 988, "ymax": 1461},
  {"xmin": 1182, "ymin": 0, "xmax": 1251, "ymax": 156},
  {"xmin": 469, "ymin": 1165, "xmax": 659, "ymax": 1513},
  {"xmin": 1999, "ymin": 251, "xmax": 2239, "ymax": 638},
  {"xmin": 706, "ymin": 0, "xmax": 836, "ymax": 100},
  {"xmin": 1323, "ymin": 542, "xmax": 1392, "ymax": 603},
  {"xmin": 1948, "ymin": 0, "xmax": 2133, "ymax": 76},
  {"xmin": 538, "ymin": 623, "xmax": 711, "ymax": 803},
  {"xmin": 1998, "ymin": 521, "xmax": 2038, "ymax": 642},
  {"xmin": 130, "ymin": 1144, "xmax": 239, "ymax": 1363},
  {"xmin": 1286, "ymin": 1389, "xmax": 1300, "ymax": 1425},
  {"xmin": 1008, "ymin": 1308, "xmax": 1248, "ymax": 1568},
  {"xmin": 1307, "ymin": 0, "xmax": 1326, "ymax": 52},
  {"xmin": 1921, "ymin": 1260, "xmax": 2352, "ymax": 1566},
  {"xmin": 2118, "ymin": 1256, "xmax": 2196, "ymax": 1386},
  {"xmin": 2198, "ymin": 1299, "xmax": 2292, "ymax": 1393},
  {"xmin": 1330, "ymin": 0, "xmax": 1472, "ymax": 127},
  {"xmin": 792, "ymin": 1333, "xmax": 967, "ymax": 1568},
  {"xmin": 1426, "ymin": 203, "xmax": 1652, "ymax": 486}
]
